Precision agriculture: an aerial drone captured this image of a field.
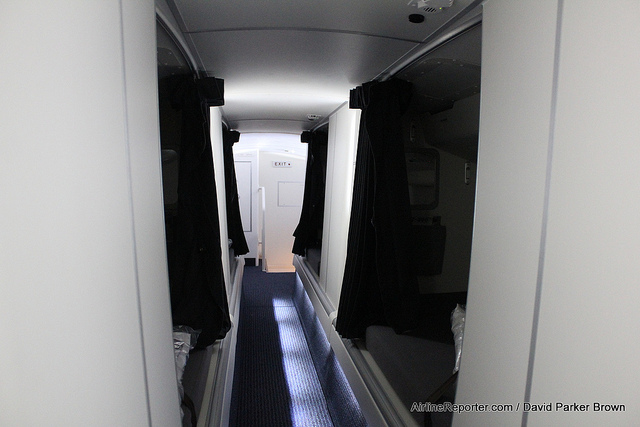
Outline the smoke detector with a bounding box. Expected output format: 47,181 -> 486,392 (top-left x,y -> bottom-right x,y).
407,0 -> 454,14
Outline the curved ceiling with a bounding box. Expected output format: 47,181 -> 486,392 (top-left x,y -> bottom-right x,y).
156,0 -> 483,134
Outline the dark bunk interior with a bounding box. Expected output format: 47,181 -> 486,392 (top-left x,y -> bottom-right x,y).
157,20 -> 207,424
364,23 -> 481,426
157,20 -> 246,425
292,127 -> 329,277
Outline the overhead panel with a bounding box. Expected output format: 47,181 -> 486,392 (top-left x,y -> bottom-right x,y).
232,120 -> 312,135
170,0 -> 475,41
163,0 -> 482,133
190,30 -> 417,132
191,29 -> 418,94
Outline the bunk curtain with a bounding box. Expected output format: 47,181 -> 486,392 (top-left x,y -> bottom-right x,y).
222,128 -> 250,255
292,130 -> 329,256
165,75 -> 231,348
336,79 -> 420,339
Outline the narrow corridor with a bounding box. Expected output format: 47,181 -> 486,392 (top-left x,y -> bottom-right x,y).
229,265 -> 366,426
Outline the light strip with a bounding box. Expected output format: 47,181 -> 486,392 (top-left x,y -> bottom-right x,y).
272,298 -> 331,425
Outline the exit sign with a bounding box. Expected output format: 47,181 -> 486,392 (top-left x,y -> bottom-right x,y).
272,161 -> 292,168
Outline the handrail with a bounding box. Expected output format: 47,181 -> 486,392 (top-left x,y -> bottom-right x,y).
257,187 -> 266,271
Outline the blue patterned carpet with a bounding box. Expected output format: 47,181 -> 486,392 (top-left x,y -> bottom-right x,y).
229,265 -> 366,426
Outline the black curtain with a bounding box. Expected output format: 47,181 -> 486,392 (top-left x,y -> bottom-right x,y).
165,75 -> 231,347
292,129 -> 329,256
222,127 -> 249,256
335,79 -> 420,339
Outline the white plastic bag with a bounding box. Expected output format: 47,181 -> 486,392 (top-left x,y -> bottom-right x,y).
173,326 -> 199,400
450,304 -> 466,373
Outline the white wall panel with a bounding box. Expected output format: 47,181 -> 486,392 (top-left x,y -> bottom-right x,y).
0,2 -> 179,425
210,108 -> 231,291
320,103 -> 361,310
123,1 -> 182,425
455,1 -> 640,425
527,2 -> 640,425
453,1 -> 560,425
235,161 -> 253,233
233,151 -> 259,260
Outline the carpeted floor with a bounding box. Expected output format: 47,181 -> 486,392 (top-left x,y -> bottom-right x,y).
229,265 -> 366,426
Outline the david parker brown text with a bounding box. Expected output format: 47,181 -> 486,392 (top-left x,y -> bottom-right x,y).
524,402 -> 626,412
410,401 -> 626,413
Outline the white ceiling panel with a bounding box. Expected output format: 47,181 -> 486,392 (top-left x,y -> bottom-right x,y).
221,91 -> 345,134
171,0 -> 474,41
230,119 -> 318,135
190,30 -> 418,89
190,29 -> 419,132
158,0 -> 483,133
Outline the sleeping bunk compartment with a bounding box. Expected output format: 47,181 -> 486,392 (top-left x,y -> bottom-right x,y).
358,23 -> 481,426
157,19 -> 248,425
292,22 -> 482,426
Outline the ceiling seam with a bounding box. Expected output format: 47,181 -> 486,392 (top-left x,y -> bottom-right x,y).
183,27 -> 424,44
165,0 -> 190,32
233,119 -> 314,123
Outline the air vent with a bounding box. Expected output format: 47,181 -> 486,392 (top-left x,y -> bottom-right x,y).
407,0 -> 454,14
422,7 -> 441,14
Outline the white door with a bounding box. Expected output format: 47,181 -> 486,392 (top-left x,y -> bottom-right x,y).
235,161 -> 252,233
233,150 -> 259,262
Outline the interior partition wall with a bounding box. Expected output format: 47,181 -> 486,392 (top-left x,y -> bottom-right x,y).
453,2 -> 560,424
209,108 -> 231,299
454,1 -> 640,425
0,1 -> 180,425
319,103 -> 361,316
